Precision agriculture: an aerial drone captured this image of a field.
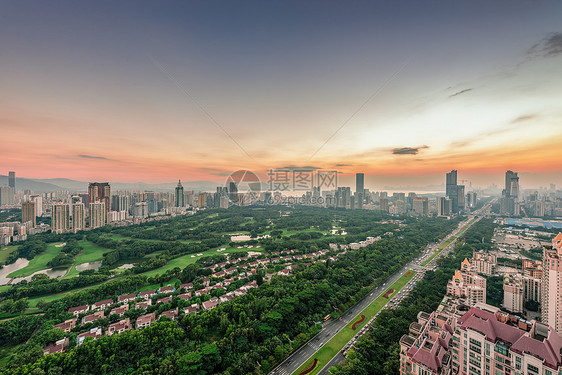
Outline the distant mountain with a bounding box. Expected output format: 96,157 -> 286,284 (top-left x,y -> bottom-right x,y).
0,175 -> 63,193
0,175 -> 221,193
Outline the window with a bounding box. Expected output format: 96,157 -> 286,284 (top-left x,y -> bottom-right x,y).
527,364 -> 539,375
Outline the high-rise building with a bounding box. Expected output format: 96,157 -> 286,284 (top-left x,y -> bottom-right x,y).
89,202 -> 106,229
437,196 -> 451,216
466,191 -> 477,209
51,203 -> 70,234
445,170 -> 458,213
542,233 -> 562,335
456,185 -> 465,211
400,299 -> 562,375
175,180 -> 184,207
411,197 -> 428,216
88,183 -> 111,213
503,273 -> 524,313
31,195 -> 43,217
72,203 -> 86,232
379,197 -> 389,212
501,170 -> 519,215
8,171 -> 15,190
0,186 -> 15,205
22,201 -> 36,227
133,202 -> 148,218
446,258 -> 486,306
198,192 -> 207,208
355,173 -> 364,209
184,190 -> 195,206
228,182 -> 238,204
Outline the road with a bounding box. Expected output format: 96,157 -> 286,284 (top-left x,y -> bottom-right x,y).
270,205 -> 491,375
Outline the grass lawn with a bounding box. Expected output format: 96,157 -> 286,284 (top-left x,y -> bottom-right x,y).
293,271 -> 417,375
7,243 -> 64,278
0,245 -> 18,264
63,241 -> 110,279
141,246 -> 265,278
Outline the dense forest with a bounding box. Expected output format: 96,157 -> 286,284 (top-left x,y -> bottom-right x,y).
0,209 -> 462,374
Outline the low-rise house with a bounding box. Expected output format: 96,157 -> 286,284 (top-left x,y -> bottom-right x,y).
223,278 -> 234,286
54,318 -> 77,333
277,268 -> 291,276
136,313 -> 155,329
43,337 -> 69,355
180,283 -> 193,290
201,278 -> 210,287
135,300 -> 152,310
160,308 -> 179,320
68,305 -> 89,317
82,311 -> 104,325
110,304 -> 129,317
248,260 -> 259,268
184,305 -> 198,315
77,327 -> 102,346
177,292 -> 191,301
212,271 -> 226,278
107,318 -> 131,336
271,257 -> 280,263
158,286 -> 175,294
91,299 -> 113,311
201,299 -> 218,311
194,287 -> 212,297
219,294 -> 235,304
117,293 -> 137,304
224,267 -> 237,275
139,290 -> 156,300
156,296 -> 172,305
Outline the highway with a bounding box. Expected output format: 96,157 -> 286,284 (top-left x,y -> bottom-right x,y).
270,204 -> 491,375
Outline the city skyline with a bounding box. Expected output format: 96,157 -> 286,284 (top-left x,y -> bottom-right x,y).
1,1 -> 562,186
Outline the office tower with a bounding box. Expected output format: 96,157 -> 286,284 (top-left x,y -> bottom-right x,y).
72,203 -> 86,232
219,195 -> 229,209
89,202 -> 106,229
501,170 -> 519,215
456,184 -> 465,211
542,233 -> 562,335
8,171 -> 15,189
22,201 -> 36,227
228,182 -> 238,204
445,170 -> 458,213
175,181 -> 184,207
0,186 -> 15,205
88,182 -> 111,213
411,197 -> 428,216
466,191 -> 477,209
335,187 -> 352,209
355,173 -> 364,209
51,203 -> 70,234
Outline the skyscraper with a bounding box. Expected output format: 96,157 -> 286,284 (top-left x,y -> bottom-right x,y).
355,173 -> 364,209
51,203 -> 70,234
228,182 -> 238,204
72,203 -> 86,232
175,180 -> 184,207
542,233 -> 562,335
501,170 -> 519,215
0,186 -> 15,205
88,182 -> 111,213
31,195 -> 43,217
445,170 -> 458,213
8,171 -> 15,190
22,201 -> 36,227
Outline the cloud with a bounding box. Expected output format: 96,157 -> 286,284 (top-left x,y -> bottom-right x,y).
276,165 -> 321,171
335,163 -> 352,167
510,114 -> 536,124
78,154 -> 109,160
199,167 -> 231,176
449,88 -> 472,98
392,146 -> 429,155
528,32 -> 562,57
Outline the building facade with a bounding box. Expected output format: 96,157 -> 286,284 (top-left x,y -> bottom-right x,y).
542,233 -> 562,336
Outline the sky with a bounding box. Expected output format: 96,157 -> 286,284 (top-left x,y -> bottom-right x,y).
1,0 -> 562,190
